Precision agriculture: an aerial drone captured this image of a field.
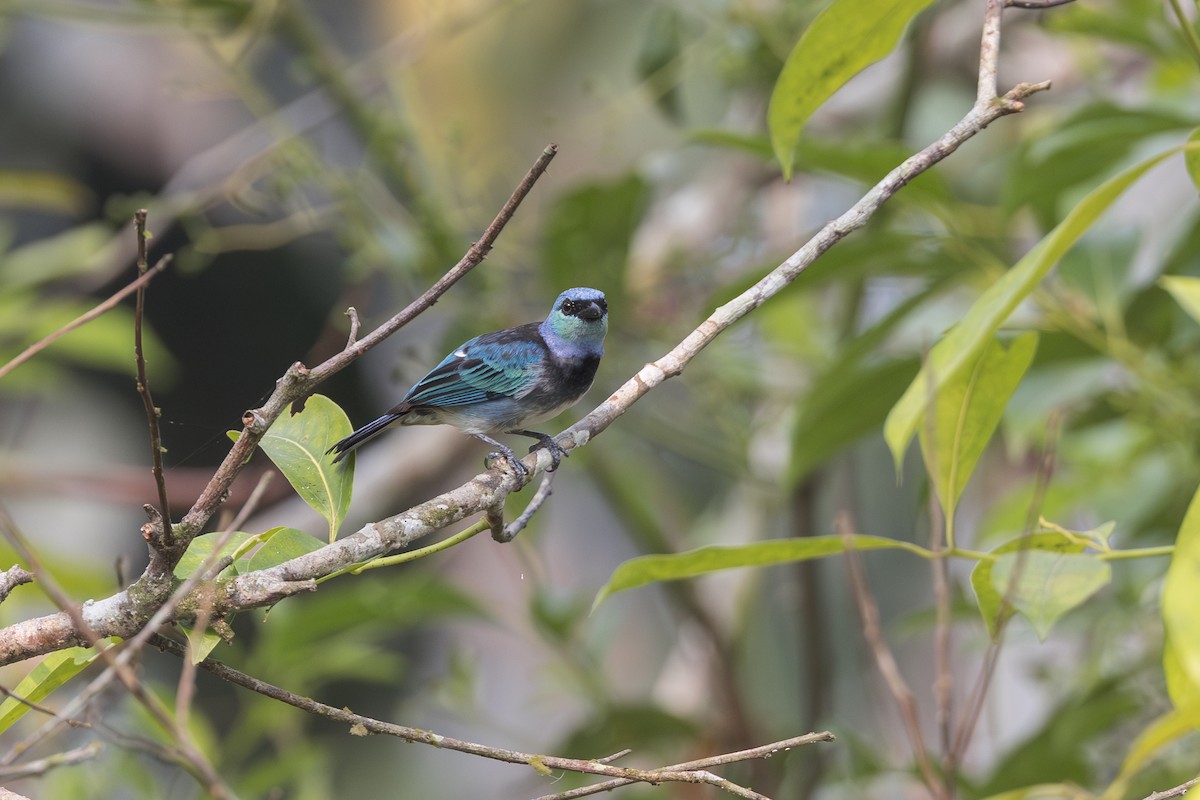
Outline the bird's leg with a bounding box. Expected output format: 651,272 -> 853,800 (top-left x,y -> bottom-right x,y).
471,433 -> 529,480
510,430 -> 569,472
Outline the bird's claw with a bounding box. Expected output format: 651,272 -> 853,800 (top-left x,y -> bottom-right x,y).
486,450 -> 529,480
529,437 -> 570,472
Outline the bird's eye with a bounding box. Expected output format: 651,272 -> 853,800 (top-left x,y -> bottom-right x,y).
561,300 -> 576,313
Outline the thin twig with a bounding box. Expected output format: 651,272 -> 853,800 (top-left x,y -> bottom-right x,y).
0,566 -> 33,606
1004,0 -> 1077,7
492,469 -> 556,542
149,632 -> 827,798
952,413 -> 1061,762
0,741 -> 102,782
223,470 -> 275,535
1142,777 -> 1200,800
133,209 -> 173,547
838,512 -> 944,799
344,306 -> 361,347
0,685 -> 90,728
0,260 -> 167,382
530,734 -> 835,800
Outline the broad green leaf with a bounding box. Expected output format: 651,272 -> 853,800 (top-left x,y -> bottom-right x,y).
767,0 -> 937,179
173,531 -> 254,580
593,534 -> 932,610
971,532 -> 1088,639
243,526 -> 324,573
1159,275 -> 1200,326
1164,634 -> 1200,711
1186,127 -> 1200,193
990,550 -> 1110,640
259,394 -> 353,542
0,645 -> 106,734
173,624 -> 225,665
1162,479 -> 1200,706
920,333 -> 1038,513
885,146 -> 1182,470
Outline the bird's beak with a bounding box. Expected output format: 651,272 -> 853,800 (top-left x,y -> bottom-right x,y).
577,301 -> 604,321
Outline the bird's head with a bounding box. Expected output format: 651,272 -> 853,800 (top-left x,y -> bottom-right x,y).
544,287 -> 608,351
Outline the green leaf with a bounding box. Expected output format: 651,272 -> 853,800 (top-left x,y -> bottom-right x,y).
0,645 -> 106,734
1164,634 -> 1200,711
990,550 -> 1110,640
593,534 -> 932,610
919,333 -> 1038,514
1186,127 -> 1200,193
971,532 -> 1089,639
1162,480 -> 1200,708
259,394 -> 353,542
884,146 -> 1182,470
1159,275 -> 1200,326
767,0 -> 937,180
173,531 -> 254,580
243,527 -> 324,573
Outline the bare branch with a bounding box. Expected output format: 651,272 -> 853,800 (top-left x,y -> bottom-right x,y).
838,512 -> 944,799
0,741 -> 102,782
531,734 -> 835,800
0,566 -> 33,606
150,631 -> 826,799
490,470 -> 556,543
133,209 -> 173,547
1142,777 -> 1200,800
1005,0 -> 1076,7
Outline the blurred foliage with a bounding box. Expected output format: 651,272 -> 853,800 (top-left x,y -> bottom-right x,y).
1,0 -> 1200,798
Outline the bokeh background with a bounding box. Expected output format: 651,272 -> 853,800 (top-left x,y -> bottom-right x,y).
1,0 -> 1198,797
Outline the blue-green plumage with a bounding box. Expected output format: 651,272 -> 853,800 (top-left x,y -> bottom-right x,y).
328,288 -> 608,478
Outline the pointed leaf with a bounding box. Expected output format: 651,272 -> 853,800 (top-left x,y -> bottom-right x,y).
990,550 -> 1110,640
971,532 -> 1089,639
885,146 -> 1182,470
768,0 -> 937,179
259,394 -> 353,542
243,526 -> 324,573
0,645 -> 106,734
919,333 -> 1038,513
1162,479 -> 1200,706
174,531 -> 254,580
593,534 -> 932,610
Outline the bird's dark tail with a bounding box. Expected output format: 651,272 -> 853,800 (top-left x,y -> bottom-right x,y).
327,411 -> 405,463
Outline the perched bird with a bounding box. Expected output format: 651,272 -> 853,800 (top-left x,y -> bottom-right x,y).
328,287 -> 608,479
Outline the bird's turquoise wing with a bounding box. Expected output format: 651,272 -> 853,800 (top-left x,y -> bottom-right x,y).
404,335 -> 544,408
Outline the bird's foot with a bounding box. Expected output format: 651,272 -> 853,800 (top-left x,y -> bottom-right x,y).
521,432 -> 570,472
485,449 -> 529,481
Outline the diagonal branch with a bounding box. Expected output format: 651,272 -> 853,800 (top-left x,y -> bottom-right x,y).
0,68 -> 1051,664
149,632 -> 830,800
